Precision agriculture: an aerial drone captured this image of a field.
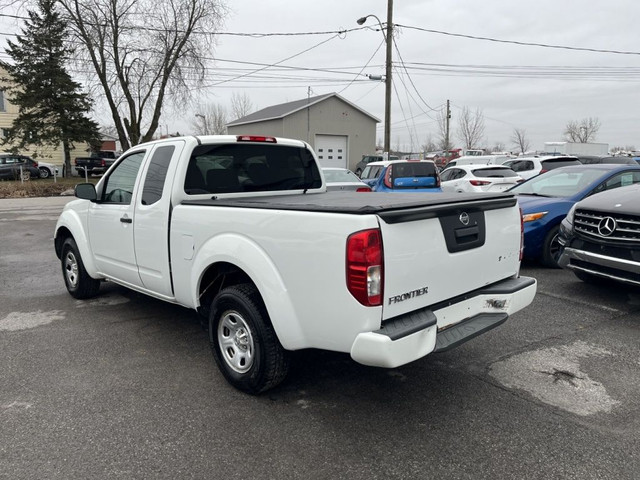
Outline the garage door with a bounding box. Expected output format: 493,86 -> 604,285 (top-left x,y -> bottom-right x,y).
315,135 -> 347,168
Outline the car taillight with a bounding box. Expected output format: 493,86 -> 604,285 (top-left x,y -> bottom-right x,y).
236,135 -> 277,143
539,169 -> 548,174
469,180 -> 491,186
346,229 -> 384,306
356,187 -> 371,192
383,165 -> 393,189
33,161 -> 38,167
101,159 -> 106,166
519,207 -> 524,262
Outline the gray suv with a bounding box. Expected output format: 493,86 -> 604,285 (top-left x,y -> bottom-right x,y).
354,154 -> 398,177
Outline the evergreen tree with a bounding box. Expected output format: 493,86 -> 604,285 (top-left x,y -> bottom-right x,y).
1,0 -> 101,177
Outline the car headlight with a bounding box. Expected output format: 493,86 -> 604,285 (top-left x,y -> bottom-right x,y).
522,211 -> 548,223
565,204 -> 577,225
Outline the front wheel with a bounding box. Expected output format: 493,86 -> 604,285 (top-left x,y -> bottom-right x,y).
61,237 -> 100,299
209,284 -> 289,394
541,225 -> 561,268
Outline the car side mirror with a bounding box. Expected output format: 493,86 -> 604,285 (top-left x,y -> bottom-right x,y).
75,183 -> 97,201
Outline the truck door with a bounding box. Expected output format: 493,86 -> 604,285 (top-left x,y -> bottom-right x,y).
133,141 -> 185,297
87,150 -> 146,287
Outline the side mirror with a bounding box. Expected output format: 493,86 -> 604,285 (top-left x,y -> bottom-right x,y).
75,183 -> 97,201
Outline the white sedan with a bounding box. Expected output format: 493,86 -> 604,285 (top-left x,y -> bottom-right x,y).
440,164 -> 522,193
322,168 -> 371,192
37,161 -> 60,178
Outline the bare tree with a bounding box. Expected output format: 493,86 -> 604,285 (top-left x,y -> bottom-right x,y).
230,92 -> 253,120
191,103 -> 227,135
57,0 -> 228,150
436,109 -> 452,150
422,134 -> 438,153
457,106 -> 485,150
511,128 -> 531,154
564,117 -> 601,143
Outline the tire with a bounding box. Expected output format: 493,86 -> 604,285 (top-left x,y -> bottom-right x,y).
574,270 -> 604,285
541,225 -> 562,268
39,167 -> 50,178
61,237 -> 100,299
209,284 -> 289,394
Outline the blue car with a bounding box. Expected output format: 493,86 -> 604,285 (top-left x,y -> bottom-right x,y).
359,160 -> 442,193
509,164 -> 640,267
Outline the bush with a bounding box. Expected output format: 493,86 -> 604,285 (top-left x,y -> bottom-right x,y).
0,177 -> 95,198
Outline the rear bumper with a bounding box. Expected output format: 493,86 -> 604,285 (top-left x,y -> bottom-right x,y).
350,276 -> 537,368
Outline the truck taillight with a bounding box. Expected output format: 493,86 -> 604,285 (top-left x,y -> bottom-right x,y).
469,180 -> 491,186
519,207 -> 524,262
383,165 -> 393,189
236,135 -> 277,143
346,229 -> 384,306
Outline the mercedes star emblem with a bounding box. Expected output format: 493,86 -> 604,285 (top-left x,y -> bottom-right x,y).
459,212 -> 470,226
597,216 -> 617,237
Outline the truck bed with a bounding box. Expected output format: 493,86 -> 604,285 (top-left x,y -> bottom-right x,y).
183,191 -> 517,223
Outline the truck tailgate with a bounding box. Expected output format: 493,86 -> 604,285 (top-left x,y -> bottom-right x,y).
378,195 -> 522,324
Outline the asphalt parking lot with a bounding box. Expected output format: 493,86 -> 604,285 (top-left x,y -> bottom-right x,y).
1,197 -> 639,479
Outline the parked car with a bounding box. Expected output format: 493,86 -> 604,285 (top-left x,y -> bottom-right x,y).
36,160 -> 59,178
322,167 -> 371,192
360,160 -> 441,193
441,154 -> 512,171
576,155 -> 637,165
354,154 -> 398,177
0,154 -> 41,180
502,155 -> 582,181
440,165 -> 522,193
509,164 -> 640,267
558,184 -> 640,285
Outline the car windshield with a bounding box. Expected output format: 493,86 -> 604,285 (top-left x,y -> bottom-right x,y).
472,167 -> 517,178
510,168 -> 604,197
323,169 -> 359,183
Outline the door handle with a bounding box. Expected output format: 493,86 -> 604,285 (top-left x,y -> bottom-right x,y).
120,216 -> 132,224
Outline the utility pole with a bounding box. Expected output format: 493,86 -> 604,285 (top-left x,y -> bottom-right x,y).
383,0 -> 393,155
445,99 -> 451,150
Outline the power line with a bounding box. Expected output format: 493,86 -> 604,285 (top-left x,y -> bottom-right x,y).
397,24 -> 640,56
338,38 -> 385,94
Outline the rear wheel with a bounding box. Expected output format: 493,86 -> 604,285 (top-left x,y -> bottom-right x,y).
209,284 -> 289,394
61,237 -> 100,299
39,167 -> 50,178
541,225 -> 561,268
355,168 -> 362,177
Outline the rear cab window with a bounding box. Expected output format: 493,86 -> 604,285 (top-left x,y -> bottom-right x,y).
184,143 -> 322,195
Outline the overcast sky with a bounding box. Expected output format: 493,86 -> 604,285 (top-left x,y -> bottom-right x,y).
200,0 -> 640,152
2,0 -> 640,152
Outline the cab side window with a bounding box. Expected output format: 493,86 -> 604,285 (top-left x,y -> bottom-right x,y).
101,151 -> 145,204
141,146 -> 175,205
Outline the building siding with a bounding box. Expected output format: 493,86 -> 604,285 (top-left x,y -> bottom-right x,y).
227,96 -> 376,171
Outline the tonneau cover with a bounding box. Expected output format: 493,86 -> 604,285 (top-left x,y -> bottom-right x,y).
182,191 -> 516,223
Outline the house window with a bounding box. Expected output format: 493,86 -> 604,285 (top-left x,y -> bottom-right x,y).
0,90 -> 5,112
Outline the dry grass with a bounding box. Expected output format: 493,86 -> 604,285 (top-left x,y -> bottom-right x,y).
0,177 -> 97,199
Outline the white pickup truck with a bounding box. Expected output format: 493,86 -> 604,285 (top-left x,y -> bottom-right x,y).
54,135 -> 536,394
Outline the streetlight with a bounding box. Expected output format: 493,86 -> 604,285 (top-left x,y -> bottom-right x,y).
195,113 -> 208,135
357,3 -> 394,155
